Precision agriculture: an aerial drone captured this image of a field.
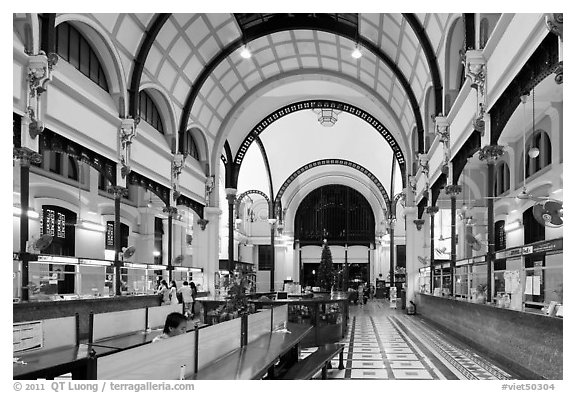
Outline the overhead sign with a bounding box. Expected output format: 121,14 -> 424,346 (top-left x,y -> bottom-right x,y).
495,238 -> 562,259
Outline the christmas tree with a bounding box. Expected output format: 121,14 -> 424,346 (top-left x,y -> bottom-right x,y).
316,240 -> 334,290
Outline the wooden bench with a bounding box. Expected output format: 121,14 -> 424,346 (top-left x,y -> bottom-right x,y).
280,344 -> 345,380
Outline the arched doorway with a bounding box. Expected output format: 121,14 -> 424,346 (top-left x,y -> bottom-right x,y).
295,185 -> 375,288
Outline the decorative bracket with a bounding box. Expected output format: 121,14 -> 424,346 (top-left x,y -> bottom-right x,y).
546,13 -> 563,41
478,145 -> 505,165
418,153 -> 430,177
119,118 -> 138,179
197,218 -> 209,230
171,153 -> 186,200
466,50 -> 487,135
205,175 -> 215,205
26,52 -> 58,139
413,219 -> 425,231
13,147 -> 42,167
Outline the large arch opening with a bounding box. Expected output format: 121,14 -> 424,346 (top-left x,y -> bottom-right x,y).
295,184 -> 375,288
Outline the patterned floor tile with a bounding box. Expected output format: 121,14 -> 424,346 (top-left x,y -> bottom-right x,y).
389,360 -> 425,369
385,353 -> 419,361
383,347 -> 414,353
350,369 -> 389,379
350,360 -> 385,369
391,369 -> 433,379
349,353 -> 383,360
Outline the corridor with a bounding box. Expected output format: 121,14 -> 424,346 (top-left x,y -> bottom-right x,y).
302,300 -> 518,380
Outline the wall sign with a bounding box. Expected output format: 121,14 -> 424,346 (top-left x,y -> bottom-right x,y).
13,321 -> 43,352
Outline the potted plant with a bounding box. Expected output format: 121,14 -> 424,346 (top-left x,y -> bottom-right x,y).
475,284 -> 487,304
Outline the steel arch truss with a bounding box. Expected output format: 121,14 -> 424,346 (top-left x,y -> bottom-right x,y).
274,159 -> 391,211
233,100 -> 406,187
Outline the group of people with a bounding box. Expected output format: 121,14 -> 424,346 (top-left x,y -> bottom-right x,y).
156,279 -> 197,318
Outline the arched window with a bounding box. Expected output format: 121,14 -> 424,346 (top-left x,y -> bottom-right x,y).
525,130 -> 552,179
445,17 -> 465,113
523,206 -> 545,244
495,220 -> 506,251
40,205 -> 77,256
105,222 -> 129,250
55,22 -> 109,91
479,18 -> 490,49
49,152 -> 62,175
182,131 -> 200,160
494,161 -> 510,196
67,156 -> 79,181
138,90 -> 165,134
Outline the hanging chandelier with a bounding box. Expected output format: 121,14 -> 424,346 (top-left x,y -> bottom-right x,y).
313,108 -> 341,127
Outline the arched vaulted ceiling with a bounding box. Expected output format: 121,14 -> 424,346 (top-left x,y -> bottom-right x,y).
78,13 -> 449,159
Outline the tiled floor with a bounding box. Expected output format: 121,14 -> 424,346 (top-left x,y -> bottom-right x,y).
301,299 -> 517,380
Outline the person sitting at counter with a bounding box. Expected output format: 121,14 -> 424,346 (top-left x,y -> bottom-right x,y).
152,312 -> 188,342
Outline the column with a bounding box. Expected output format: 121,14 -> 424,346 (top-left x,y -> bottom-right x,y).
268,218 -> 277,291
344,244 -> 349,290
404,207 -> 423,306
14,149 -> 42,301
426,206 -> 439,293
225,188 -> 237,274
109,186 -> 127,296
389,219 -> 395,287
479,145 -> 505,303
444,185 -> 462,296
197,207 -> 220,294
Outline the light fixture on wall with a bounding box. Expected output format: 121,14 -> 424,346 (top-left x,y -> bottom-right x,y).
147,192 -> 153,208
528,88 -> 540,159
313,108 -> 342,127
153,250 -> 161,257
77,220 -> 107,232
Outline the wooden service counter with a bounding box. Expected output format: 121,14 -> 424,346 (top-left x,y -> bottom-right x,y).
416,293 -> 562,380
248,292 -> 349,347
14,295 -> 161,341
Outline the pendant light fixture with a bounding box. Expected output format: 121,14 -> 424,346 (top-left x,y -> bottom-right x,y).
528,87 -> 540,159
147,191 -> 153,208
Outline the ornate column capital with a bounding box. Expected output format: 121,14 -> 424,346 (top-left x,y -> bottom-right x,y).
425,206 -> 439,216
162,206 -> 179,218
444,184 -> 462,198
107,185 -> 128,199
225,188 -> 237,204
13,147 -> 42,167
413,219 -> 425,231
196,218 -> 209,230
546,13 -> 563,41
478,145 -> 505,165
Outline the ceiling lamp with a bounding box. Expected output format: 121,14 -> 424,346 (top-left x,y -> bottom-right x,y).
313,108 -> 342,127
240,45 -> 252,59
351,45 -> 362,59
528,88 -> 540,158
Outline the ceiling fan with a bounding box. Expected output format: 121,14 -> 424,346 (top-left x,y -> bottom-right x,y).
417,256 -> 430,265
435,246 -> 450,257
533,200 -> 563,228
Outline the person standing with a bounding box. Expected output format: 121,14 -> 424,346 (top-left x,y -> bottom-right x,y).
157,280 -> 170,305
178,281 -> 194,318
169,280 -> 179,305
